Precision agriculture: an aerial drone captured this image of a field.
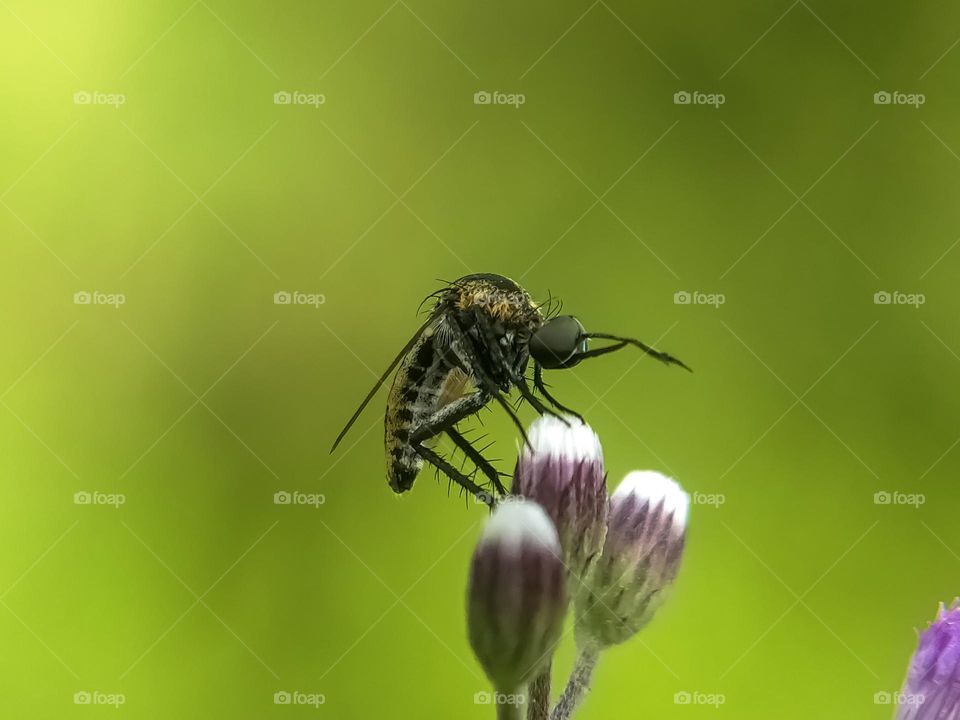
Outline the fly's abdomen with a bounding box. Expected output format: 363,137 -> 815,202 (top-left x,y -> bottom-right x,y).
384,329 -> 468,493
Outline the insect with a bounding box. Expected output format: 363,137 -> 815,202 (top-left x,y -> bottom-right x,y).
331,273 -> 690,506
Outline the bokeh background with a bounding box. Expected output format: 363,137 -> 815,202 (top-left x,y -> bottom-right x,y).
2,1 -> 960,717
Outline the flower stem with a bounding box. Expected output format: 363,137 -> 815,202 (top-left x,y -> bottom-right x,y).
551,648 -> 599,720
527,663 -> 551,720
497,699 -> 522,720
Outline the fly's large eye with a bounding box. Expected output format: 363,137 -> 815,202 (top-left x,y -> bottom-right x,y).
528,315 -> 586,369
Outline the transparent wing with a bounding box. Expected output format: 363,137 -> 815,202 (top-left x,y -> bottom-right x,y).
330,314 -> 437,453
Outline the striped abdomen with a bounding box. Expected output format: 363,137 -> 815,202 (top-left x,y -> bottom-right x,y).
385,328 -> 469,493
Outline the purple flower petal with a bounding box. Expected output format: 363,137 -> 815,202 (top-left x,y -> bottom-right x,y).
898,602 -> 960,719
467,499 -> 568,693
575,471 -> 689,649
513,415 -> 608,580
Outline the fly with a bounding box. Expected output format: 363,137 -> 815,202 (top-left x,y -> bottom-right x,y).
330,273 -> 690,506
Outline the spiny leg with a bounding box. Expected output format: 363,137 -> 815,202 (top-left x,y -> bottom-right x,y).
408,391 -> 499,504
446,427 -> 507,496
533,363 -> 584,422
515,375 -> 570,424
410,391 -> 489,446
417,444 -> 491,505
492,394 -> 530,447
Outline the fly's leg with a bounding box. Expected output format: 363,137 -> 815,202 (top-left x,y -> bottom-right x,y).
409,391 -> 489,446
516,375 -> 570,424
444,318 -> 531,446
417,445 -> 493,507
472,310 -> 569,425
408,391 -> 499,504
446,427 -> 508,496
533,363 -> 585,422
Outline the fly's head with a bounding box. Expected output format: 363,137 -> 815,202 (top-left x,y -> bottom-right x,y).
528,314 -> 692,372
528,315 -> 588,369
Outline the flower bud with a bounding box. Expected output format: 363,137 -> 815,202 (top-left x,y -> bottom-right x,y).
512,415 -> 607,580
575,470 -> 688,649
896,601 -> 960,719
467,499 -> 568,693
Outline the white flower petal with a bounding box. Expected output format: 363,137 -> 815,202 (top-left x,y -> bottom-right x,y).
614,470 -> 690,530
480,498 -> 560,551
523,414 -> 603,464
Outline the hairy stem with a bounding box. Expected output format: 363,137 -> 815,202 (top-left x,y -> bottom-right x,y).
551,649 -> 599,720
527,664 -> 552,720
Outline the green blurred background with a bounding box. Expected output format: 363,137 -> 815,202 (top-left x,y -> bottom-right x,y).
2,1 -> 960,717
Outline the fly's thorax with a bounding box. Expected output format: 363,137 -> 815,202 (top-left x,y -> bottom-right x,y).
449,276 -> 541,328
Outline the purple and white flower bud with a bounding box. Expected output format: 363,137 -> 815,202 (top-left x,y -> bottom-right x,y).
575,470 -> 689,649
513,415 -> 607,581
896,601 -> 960,719
467,499 -> 568,693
